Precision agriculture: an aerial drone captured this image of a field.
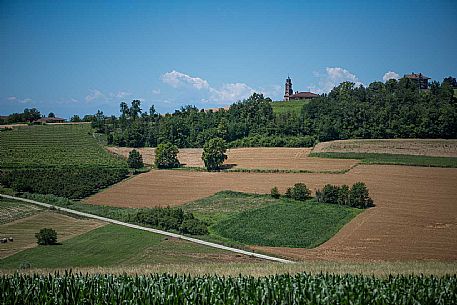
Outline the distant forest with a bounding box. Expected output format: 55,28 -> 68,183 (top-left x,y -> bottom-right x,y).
3,77 -> 456,148
89,77 -> 456,148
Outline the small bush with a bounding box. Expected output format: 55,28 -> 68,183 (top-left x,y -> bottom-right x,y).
285,183 -> 311,201
128,149 -> 144,169
155,143 -> 180,169
180,218 -> 208,235
132,208 -> 208,235
35,228 -> 57,245
270,186 -> 281,199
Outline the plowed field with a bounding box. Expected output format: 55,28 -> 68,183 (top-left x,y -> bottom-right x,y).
313,139 -> 457,157
107,147 -> 357,172
86,165 -> 457,261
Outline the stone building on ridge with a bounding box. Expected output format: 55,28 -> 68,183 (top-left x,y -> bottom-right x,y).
283,76 -> 319,101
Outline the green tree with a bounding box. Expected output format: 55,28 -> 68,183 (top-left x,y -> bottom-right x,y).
70,115 -> 81,122
202,137 -> 227,171
285,183 -> 311,201
127,149 -> 144,169
349,182 -> 373,208
270,186 -> 280,199
35,228 -> 57,245
48,112 -> 55,118
155,143 -> 180,169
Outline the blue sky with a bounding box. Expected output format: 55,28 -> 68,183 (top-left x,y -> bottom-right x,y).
1,0 -> 456,118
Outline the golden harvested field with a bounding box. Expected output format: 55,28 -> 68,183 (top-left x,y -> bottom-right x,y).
0,212 -> 105,259
107,147 -> 358,172
312,139 -> 457,157
87,165 -> 457,261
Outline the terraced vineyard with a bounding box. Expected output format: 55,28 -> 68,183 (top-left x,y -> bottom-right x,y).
0,125 -> 128,198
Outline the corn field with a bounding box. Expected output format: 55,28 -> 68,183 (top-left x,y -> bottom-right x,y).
1,272 -> 456,304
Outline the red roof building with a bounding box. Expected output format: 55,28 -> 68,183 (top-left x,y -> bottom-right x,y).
404,72 -> 430,90
283,77 -> 319,101
34,117 -> 66,123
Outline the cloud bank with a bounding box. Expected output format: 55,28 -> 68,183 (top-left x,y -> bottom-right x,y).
161,70 -> 257,104
311,67 -> 364,94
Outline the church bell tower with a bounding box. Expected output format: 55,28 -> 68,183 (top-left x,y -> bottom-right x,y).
284,76 -> 293,101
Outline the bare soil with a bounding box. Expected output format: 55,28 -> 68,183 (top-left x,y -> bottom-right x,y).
312,139 -> 457,157
0,212 -> 105,259
107,147 -> 358,172
87,165 -> 457,261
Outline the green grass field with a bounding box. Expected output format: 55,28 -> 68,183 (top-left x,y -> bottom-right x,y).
310,152 -> 457,167
271,100 -> 308,115
213,201 -> 360,248
0,124 -> 125,168
0,224 -> 240,270
184,191 -> 360,248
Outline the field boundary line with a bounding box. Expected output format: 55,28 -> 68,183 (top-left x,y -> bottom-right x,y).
0,194 -> 293,264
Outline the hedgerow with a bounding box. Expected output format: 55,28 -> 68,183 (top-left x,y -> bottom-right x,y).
0,166 -> 128,199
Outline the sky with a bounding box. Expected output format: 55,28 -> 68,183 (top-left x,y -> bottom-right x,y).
1,0 -> 456,118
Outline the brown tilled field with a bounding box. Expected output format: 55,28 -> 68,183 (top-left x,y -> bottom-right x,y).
107,147 -> 358,172
312,139 -> 457,157
86,165 -> 457,261
0,212 -> 105,259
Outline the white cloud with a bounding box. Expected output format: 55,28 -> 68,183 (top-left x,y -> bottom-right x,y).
161,70 -> 210,90
110,91 -> 132,99
85,89 -> 105,102
152,88 -> 161,94
6,96 -> 32,104
310,67 -> 364,94
383,71 -> 400,82
161,70 -> 257,104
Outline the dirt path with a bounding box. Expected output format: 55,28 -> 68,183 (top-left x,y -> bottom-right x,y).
86,165 -> 457,261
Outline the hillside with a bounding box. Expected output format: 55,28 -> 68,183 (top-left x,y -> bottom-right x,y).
0,125 -> 128,198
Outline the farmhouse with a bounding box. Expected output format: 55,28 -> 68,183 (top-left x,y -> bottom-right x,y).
404,72 -> 430,90
283,77 -> 319,101
34,117 -> 66,124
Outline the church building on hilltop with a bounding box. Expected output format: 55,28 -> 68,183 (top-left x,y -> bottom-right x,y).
283,77 -> 319,101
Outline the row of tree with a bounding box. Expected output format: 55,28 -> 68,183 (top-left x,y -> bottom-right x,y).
91,76 -> 456,148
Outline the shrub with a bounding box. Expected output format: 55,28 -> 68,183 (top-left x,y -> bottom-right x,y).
180,218 -> 208,235
316,184 -> 340,204
315,183 -> 372,209
349,182 -> 373,208
155,143 -> 180,169
127,149 -> 144,169
285,183 -> 311,201
35,228 -> 57,245
202,138 -> 227,171
270,186 -> 280,199
132,208 -> 208,235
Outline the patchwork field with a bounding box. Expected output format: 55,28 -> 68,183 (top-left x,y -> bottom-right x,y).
107,147 -> 358,172
313,139 -> 457,157
0,224 -> 257,270
86,165 -> 457,261
0,211 -> 104,259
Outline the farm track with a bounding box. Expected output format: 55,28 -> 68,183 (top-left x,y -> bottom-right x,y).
87,165 -> 457,261
0,194 -> 292,263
